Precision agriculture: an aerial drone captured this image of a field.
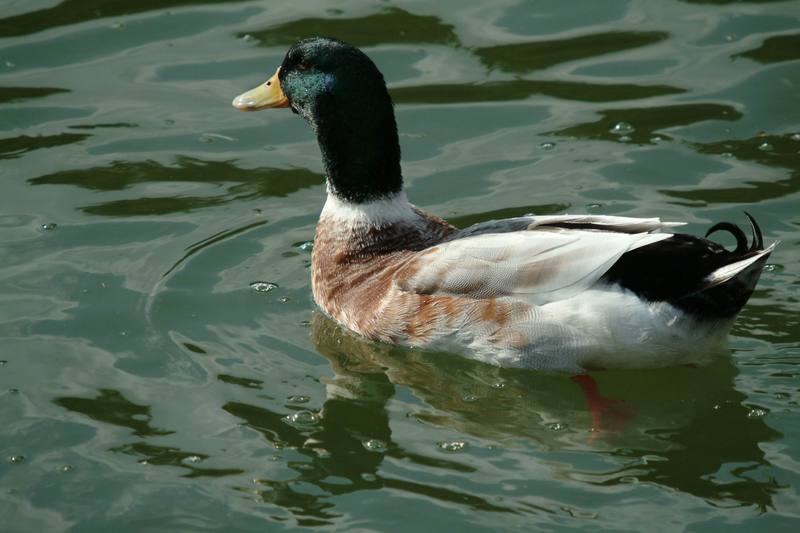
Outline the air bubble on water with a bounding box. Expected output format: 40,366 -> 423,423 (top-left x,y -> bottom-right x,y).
40,223 -> 57,231
110,22 -> 126,30
436,440 -> 468,453
587,203 -> 603,209
241,34 -> 256,43
282,410 -> 320,427
361,473 -> 377,481
540,142 -> 556,150
8,455 -> 24,464
250,281 -> 278,293
618,135 -> 632,143
491,379 -> 506,389
4,61 -> 15,68
650,136 -> 663,143
287,395 -> 310,404
764,264 -> 782,273
790,133 -> 800,141
59,464 -> 74,473
362,439 -> 387,453
720,152 -> 734,158
758,142 -> 774,152
610,122 -> 634,135
746,407 -> 768,418
296,241 -> 314,252
546,422 -> 566,432
181,455 -> 203,465
279,297 -> 290,303
462,394 -> 479,403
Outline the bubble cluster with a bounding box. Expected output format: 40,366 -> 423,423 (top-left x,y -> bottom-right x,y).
610,122 -> 634,135
250,281 -> 279,293
362,439 -> 387,453
436,440 -> 468,453
282,410 -> 320,427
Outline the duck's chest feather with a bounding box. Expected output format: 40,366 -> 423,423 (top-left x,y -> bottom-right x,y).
311,206 -> 456,342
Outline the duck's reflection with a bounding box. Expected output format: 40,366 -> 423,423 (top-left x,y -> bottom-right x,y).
304,312 -> 783,511
53,313 -> 784,524
223,315 -> 510,525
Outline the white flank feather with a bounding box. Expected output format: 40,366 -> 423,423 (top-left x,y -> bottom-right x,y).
397,230 -> 671,305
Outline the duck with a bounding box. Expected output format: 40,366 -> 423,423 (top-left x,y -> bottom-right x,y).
232,37 -> 775,373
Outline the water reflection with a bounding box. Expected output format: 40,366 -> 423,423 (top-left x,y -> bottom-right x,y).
0,86 -> 69,104
222,363 -> 511,525
553,103 -> 741,144
0,133 -> 91,160
474,31 -> 669,73
54,388 -> 172,437
110,442 -> 244,478
48,281 -> 783,522
308,312 -> 784,510
0,0 -> 249,38
241,8 -> 459,48
663,133 -> 800,205
28,158 -> 324,216
735,33 -> 800,63
391,79 -> 683,105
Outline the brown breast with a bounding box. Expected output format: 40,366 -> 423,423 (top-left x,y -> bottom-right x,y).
311,209 -> 456,340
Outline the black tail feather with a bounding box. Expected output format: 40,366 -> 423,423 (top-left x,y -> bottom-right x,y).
602,213 -> 772,319
744,211 -> 763,251
705,221 -> 748,253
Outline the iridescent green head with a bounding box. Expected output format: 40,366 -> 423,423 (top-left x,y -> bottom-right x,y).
233,37 -> 402,203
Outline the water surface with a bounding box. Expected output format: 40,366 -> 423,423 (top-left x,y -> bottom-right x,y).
1,0 -> 800,530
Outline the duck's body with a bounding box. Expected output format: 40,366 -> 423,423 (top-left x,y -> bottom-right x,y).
311,191 -> 769,371
234,37 -> 774,372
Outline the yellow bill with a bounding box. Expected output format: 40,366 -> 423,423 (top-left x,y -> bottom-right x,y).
232,67 -> 289,111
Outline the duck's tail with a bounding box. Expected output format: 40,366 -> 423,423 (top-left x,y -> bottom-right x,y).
602,213 -> 776,319
675,214 -> 775,318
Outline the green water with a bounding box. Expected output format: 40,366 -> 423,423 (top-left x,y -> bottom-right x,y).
1,0 -> 799,530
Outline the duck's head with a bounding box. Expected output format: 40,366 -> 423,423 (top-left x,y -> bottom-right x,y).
233,37 -> 402,204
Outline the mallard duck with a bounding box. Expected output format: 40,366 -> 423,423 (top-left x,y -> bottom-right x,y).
233,37 -> 775,372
